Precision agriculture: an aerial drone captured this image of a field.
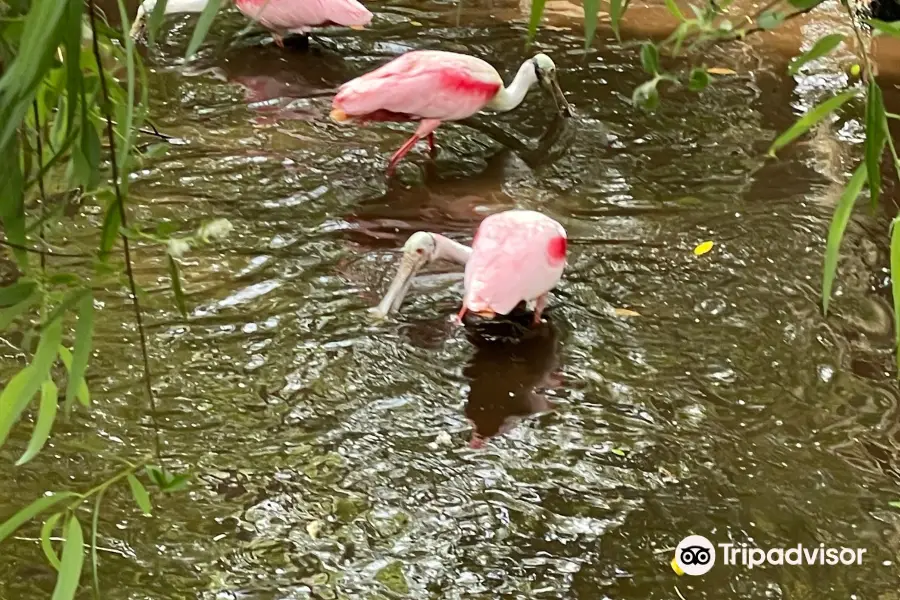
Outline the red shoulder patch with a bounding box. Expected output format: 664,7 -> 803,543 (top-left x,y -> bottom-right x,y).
439,70 -> 501,99
547,236 -> 567,263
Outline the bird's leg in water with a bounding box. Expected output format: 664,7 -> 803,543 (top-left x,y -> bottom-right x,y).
532,294 -> 548,326
272,31 -> 285,48
386,134 -> 422,176
386,119 -> 441,176
427,132 -> 436,155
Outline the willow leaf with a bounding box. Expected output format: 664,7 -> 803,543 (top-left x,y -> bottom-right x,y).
891,217 -> 900,374
58,346 -> 91,407
127,474 -> 152,515
583,0 -> 600,49
51,516 -> 84,600
528,0 -> 547,41
185,0 -> 224,58
168,255 -> 188,318
64,292 -> 93,413
16,379 -> 59,465
864,79 -> 886,210
40,512 -> 63,570
0,316 -> 61,446
0,493 -> 76,543
822,163 -> 868,314
768,89 -> 859,156
788,33 -> 844,75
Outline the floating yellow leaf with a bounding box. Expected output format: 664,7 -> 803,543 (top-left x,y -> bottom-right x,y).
614,308 -> 641,317
410,20 -> 423,26
706,67 -> 736,75
693,240 -> 714,256
671,557 -> 685,575
850,63 -> 861,77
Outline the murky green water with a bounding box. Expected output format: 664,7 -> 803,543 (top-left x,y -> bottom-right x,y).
2,1 -> 900,598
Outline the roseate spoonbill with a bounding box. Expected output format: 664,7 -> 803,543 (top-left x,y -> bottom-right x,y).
371,209 -> 567,326
130,0 -> 373,48
329,50 -> 573,176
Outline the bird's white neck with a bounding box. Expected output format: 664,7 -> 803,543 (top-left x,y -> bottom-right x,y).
486,60 -> 538,113
140,0 -> 211,16
433,234 -> 473,264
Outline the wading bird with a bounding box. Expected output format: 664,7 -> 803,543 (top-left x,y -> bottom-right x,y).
371,209 -> 567,326
130,0 -> 373,48
330,50 -> 573,176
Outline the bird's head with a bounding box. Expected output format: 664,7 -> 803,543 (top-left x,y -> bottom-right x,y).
369,232 -> 437,319
531,53 -> 573,117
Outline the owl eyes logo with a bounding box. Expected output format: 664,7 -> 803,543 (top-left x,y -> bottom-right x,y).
672,535 -> 716,576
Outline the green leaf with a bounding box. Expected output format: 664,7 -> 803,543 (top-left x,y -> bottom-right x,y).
664,0 -> 686,20
63,0 -> 84,137
0,492 -> 76,544
640,42 -> 659,75
72,116 -> 101,191
99,198 -> 121,257
185,0 -> 224,58
16,379 -> 59,465
115,0 -> 137,196
64,292 -> 93,413
145,465 -> 191,492
758,10 -> 785,29
40,287 -> 89,331
609,0 -> 628,40
822,163 -> 868,315
611,447 -> 626,456
527,0 -> 547,41
864,79 -> 887,210
0,316 -> 61,446
889,500 -> 900,509
788,34 -> 845,75
868,18 -> 900,37
767,89 -> 859,156
788,0 -> 826,9
40,512 -> 63,570
891,218 -> 900,374
0,279 -> 37,307
631,79 -> 660,110
51,516 -> 84,600
583,0 -> 600,49
688,67 -> 709,91
167,255 -> 188,318
127,474 -> 152,515
58,346 -> 90,407
0,288 -> 39,330
90,492 -> 103,597
148,0 -> 170,47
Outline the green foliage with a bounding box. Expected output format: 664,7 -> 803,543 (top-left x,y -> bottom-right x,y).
822,164 -> 868,315
766,90 -> 859,157
788,34 -> 845,75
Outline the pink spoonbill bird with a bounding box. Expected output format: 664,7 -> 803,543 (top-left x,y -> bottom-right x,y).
371,209 -> 567,326
130,0 -> 373,48
329,50 -> 573,176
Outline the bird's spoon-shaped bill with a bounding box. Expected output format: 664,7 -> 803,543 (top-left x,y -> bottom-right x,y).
542,72 -> 573,118
368,250 -> 426,319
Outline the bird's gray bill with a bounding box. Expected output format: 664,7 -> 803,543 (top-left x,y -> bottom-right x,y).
543,74 -> 573,118
369,253 -> 420,318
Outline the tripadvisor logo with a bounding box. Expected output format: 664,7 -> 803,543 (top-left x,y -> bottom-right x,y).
670,535 -> 867,575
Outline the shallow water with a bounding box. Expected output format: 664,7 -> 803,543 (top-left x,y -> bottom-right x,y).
2,1 -> 900,599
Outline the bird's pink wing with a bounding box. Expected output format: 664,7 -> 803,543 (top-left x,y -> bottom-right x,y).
237,0 -> 372,30
463,212 -> 567,315
333,51 -> 502,121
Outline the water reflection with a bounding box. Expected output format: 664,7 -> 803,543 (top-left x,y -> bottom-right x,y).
463,316 -> 562,447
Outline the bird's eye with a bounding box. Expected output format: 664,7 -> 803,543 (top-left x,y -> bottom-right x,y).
416,248 -> 424,255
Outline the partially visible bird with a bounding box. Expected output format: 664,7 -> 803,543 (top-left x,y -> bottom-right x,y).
130,0 -> 373,48
371,209 -> 567,326
330,50 -> 573,176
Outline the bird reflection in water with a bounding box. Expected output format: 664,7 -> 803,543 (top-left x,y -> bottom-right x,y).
461,308 -> 564,447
